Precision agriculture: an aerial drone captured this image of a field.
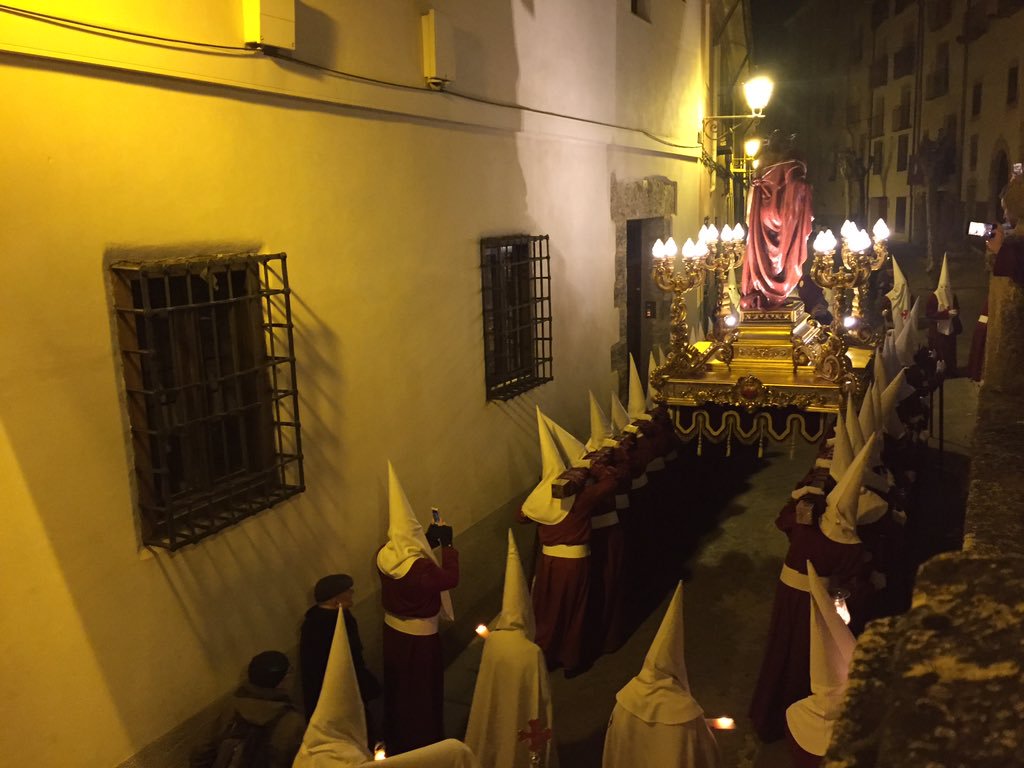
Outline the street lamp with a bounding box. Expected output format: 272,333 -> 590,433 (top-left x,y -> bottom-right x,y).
703,75 -> 775,134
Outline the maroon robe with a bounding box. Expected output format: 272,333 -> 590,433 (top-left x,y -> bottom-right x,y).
586,460 -> 630,655
966,297 -> 988,382
532,472 -> 617,671
378,548 -> 459,753
749,524 -> 867,743
741,159 -> 814,309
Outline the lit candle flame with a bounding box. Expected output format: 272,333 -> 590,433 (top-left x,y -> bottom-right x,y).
475,624 -> 490,639
373,743 -> 387,761
708,716 -> 736,730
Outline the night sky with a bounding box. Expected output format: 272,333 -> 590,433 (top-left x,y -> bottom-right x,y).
749,0 -> 808,69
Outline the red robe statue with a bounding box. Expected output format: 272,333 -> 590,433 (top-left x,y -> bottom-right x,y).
742,159 -> 814,309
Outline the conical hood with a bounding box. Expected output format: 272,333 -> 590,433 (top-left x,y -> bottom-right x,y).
896,296 -> 923,365
627,355 -> 652,421
880,369 -> 909,438
882,331 -> 901,382
491,530 -> 536,640
785,561 -> 857,756
377,462 -> 437,578
540,411 -> 589,468
873,348 -> 889,395
586,391 -> 614,452
610,391 -> 631,433
646,351 -> 660,410
295,609 -> 373,766
857,383 -> 878,445
886,256 -> 911,321
935,253 -> 953,311
845,395 -> 865,455
828,409 -> 854,484
615,583 -> 704,725
821,433 -> 877,544
657,345 -> 668,367
521,410 -> 573,526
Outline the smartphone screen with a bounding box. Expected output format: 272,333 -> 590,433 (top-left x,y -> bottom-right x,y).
967,221 -> 993,238
431,507 -> 440,524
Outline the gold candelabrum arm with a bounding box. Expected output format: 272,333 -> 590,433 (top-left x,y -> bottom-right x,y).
653,257 -> 703,348
704,241 -> 744,321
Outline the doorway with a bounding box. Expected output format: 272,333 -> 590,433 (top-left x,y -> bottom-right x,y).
626,217 -> 670,386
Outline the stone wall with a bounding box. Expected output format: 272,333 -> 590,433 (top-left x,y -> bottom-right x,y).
825,276 -> 1024,767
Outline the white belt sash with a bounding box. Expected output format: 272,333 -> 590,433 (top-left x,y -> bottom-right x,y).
779,563 -> 828,593
384,611 -> 440,636
542,543 -> 590,559
631,473 -> 648,490
615,493 -> 630,510
591,510 -> 620,529
647,456 -> 666,473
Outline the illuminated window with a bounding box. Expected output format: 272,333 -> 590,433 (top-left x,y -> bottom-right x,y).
481,235 -> 553,401
111,253 -> 304,550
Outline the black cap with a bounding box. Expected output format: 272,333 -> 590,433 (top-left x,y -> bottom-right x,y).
248,651 -> 290,688
314,573 -> 354,604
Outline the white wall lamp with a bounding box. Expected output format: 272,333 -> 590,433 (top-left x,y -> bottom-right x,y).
703,75 -> 774,138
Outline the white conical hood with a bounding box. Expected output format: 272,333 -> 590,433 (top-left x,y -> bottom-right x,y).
377,462 -> 437,579
820,433 -> 877,544
657,345 -> 668,367
845,395 -> 865,455
856,487 -> 889,525
521,410 -> 573,526
610,391 -> 631,433
828,409 -> 854,484
540,411 -> 589,468
881,331 -> 901,382
491,530 -> 536,640
896,296 -> 924,365
586,391 -> 614,452
627,355 -> 652,421
727,264 -> 741,311
615,583 -> 704,725
646,351 -> 660,410
873,348 -> 889,395
934,253 -> 953,311
880,369 -> 909,438
886,256 -> 911,322
785,562 -> 857,757
294,609 -> 373,767
857,383 -> 878,445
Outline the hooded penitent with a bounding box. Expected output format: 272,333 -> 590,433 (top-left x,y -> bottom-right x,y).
628,355 -> 653,422
820,433 -> 877,545
377,463 -> 454,620
896,296 -> 924,366
785,561 -> 857,757
873,348 -> 889,397
933,253 -> 954,335
540,409 -> 590,469
615,583 -> 704,725
886,256 -> 911,333
881,330 -> 901,382
521,409 -> 574,526
828,410 -> 854,486
587,391 -> 616,452
880,369 -> 910,438
296,609 -> 482,768
465,532 -> 553,768
845,395 -> 865,456
610,390 -> 631,434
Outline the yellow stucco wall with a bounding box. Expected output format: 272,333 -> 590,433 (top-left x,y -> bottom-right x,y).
0,1 -> 708,765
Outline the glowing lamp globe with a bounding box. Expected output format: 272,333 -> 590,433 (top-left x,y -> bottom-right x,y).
732,223 -> 745,240
743,76 -> 774,113
744,137 -> 762,158
652,238 -> 666,259
848,229 -> 872,253
840,220 -> 857,240
693,239 -> 710,258
872,218 -> 890,241
698,224 -> 710,243
681,238 -> 697,259
721,224 -> 734,242
664,237 -> 678,258
705,224 -> 720,242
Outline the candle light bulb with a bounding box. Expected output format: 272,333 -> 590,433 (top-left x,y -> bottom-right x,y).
664,237 -> 678,258
652,238 -> 666,259
872,218 -> 890,241
698,224 -> 709,243
693,239 -> 709,258
721,224 -> 734,242
706,224 -> 720,242
840,220 -> 857,240
732,223 -> 745,240
681,238 -> 696,259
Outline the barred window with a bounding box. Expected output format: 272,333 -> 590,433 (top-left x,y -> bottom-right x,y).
480,235 -> 553,401
112,253 -> 304,550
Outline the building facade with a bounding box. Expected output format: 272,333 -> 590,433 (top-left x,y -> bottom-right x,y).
0,2 -> 752,766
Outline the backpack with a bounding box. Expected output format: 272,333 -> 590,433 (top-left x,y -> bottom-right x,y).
208,709 -> 287,768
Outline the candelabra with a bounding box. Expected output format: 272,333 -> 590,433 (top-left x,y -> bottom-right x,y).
809,219 -> 890,342
651,230 -> 743,382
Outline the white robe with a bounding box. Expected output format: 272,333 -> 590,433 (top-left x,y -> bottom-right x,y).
464,631 -> 556,768
602,705 -> 719,768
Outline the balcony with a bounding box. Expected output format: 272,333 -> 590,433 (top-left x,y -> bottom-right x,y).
870,57 -> 889,88
893,45 -> 916,79
871,112 -> 885,137
926,68 -> 950,100
892,103 -> 911,132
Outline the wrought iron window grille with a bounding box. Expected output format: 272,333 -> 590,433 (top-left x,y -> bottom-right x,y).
480,235 -> 553,401
111,252 -> 304,550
